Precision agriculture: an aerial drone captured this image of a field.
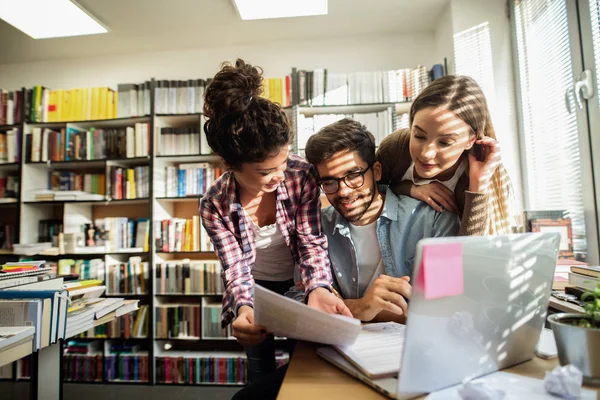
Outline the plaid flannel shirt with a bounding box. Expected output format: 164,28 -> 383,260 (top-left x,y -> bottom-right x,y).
199,155 -> 333,327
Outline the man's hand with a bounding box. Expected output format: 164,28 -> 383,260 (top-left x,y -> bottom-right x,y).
232,306 -> 267,346
346,275 -> 412,322
307,287 -> 353,317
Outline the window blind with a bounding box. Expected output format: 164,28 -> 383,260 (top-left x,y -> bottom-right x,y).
514,0 -> 588,253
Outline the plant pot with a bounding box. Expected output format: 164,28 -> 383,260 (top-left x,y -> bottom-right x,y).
548,313 -> 600,386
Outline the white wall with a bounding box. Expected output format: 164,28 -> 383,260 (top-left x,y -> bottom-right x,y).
450,0 -> 524,212
434,3 -> 455,75
0,32 -> 436,90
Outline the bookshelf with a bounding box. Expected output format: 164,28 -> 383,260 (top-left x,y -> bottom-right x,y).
2,64 -> 440,387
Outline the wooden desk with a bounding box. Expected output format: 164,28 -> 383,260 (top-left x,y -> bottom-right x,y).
278,342 -> 600,399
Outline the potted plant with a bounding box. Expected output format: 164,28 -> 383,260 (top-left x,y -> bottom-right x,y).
548,280 -> 600,386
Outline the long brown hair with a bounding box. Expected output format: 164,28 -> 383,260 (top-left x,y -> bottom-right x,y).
410,75 -> 514,235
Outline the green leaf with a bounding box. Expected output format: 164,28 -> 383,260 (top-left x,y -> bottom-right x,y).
582,292 -> 594,302
579,319 -> 592,328
585,303 -> 595,313
594,287 -> 600,297
594,311 -> 600,322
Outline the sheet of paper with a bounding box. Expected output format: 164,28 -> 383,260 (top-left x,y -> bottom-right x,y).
417,243 -> 464,300
335,322 -> 405,378
425,371 -> 597,399
253,284 -> 361,346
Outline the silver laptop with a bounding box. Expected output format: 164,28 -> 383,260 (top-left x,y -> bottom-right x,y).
318,232 -> 561,399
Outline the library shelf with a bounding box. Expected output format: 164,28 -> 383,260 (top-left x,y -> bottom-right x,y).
154,293 -> 222,297
0,162 -> 20,171
154,154 -> 218,163
27,115 -> 151,128
23,198 -> 150,206
155,195 -> 203,203
67,337 -> 149,342
103,294 -> 150,299
0,199 -> 18,206
25,157 -> 150,169
0,124 -> 20,131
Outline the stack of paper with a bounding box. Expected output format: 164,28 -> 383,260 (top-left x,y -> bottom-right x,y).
334,322 -> 406,379
253,285 -> 361,346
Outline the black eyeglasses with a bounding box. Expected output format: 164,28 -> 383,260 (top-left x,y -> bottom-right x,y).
318,164 -> 374,194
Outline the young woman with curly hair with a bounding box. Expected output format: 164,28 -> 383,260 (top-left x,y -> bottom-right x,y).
199,59 -> 351,385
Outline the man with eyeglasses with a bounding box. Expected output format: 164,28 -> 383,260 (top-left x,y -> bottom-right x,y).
299,118 -> 459,323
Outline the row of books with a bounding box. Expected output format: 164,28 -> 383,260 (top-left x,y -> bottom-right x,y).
77,305 -> 149,339
291,66 -> 431,106
63,341 -> 102,382
100,218 -> 150,253
28,124 -> 150,163
155,304 -> 201,339
49,172 -> 105,195
162,163 -> 220,198
57,258 -> 104,280
65,343 -> 151,383
117,82 -> 151,119
106,351 -> 149,382
105,259 -> 150,295
0,175 -> 19,199
155,261 -> 223,295
157,127 -> 210,156
262,77 -> 292,107
28,86 -> 117,123
0,225 -> 15,250
0,129 -> 20,163
63,353 -> 103,382
155,353 -> 289,385
202,298 -> 231,339
297,108 -> 394,149
38,219 -> 62,243
107,166 -> 150,200
153,79 -> 207,115
0,89 -> 23,126
154,217 -> 213,253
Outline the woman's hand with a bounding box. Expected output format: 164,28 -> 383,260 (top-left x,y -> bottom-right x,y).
468,137 -> 502,193
410,182 -> 458,213
232,306 -> 267,346
307,287 -> 353,317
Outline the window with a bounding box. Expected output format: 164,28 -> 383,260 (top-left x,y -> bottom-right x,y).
513,0 -> 588,255
453,22 -> 496,112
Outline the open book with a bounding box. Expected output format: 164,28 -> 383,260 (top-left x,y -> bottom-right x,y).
333,322 -> 406,379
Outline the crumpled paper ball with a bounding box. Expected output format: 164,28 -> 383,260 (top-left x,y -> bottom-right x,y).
544,364 -> 583,399
458,379 -> 506,400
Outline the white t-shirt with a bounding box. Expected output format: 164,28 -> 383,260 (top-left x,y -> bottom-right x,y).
402,159 -> 468,191
348,221 -> 384,296
247,215 -> 295,282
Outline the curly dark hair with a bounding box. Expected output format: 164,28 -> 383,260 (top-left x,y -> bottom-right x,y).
203,59 -> 292,169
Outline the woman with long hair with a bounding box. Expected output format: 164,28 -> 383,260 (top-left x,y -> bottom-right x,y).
377,75 -> 515,236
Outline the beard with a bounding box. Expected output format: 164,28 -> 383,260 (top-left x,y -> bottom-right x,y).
332,188 -> 376,223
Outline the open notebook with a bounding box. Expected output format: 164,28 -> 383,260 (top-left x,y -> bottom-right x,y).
333,322 -> 406,379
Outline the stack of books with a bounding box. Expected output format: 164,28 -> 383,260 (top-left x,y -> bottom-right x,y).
0,272 -> 69,349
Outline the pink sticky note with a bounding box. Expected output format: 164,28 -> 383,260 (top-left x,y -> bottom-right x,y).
417,243 -> 464,300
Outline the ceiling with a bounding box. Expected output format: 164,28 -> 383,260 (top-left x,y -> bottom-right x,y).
0,0 -> 449,65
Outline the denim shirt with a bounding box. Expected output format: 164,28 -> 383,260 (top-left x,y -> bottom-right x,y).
323,187 -> 460,299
